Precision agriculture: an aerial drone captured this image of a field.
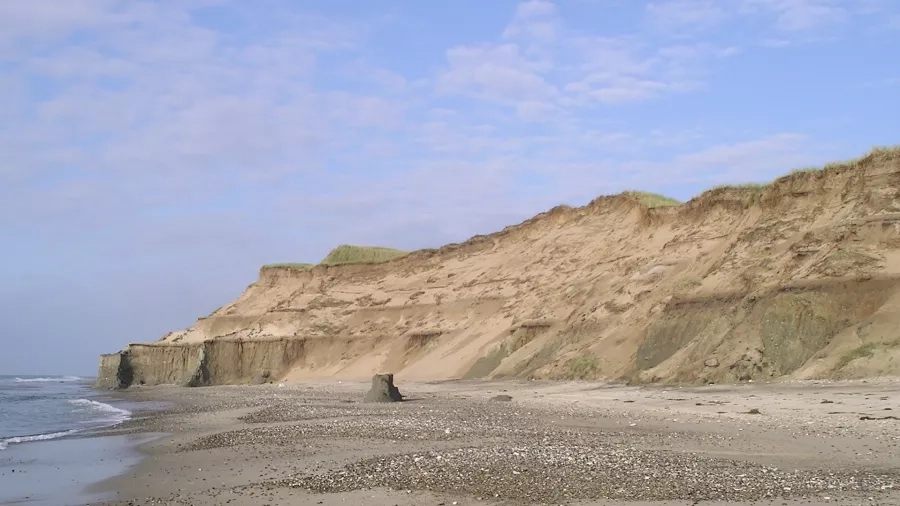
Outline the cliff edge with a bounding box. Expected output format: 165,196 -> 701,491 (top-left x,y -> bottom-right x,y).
97,147 -> 900,388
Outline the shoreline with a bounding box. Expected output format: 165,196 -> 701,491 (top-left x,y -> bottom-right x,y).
0,377 -> 169,506
85,378 -> 900,505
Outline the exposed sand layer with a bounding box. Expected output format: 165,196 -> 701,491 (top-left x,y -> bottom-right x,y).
97,148 -> 900,387
90,378 -> 900,505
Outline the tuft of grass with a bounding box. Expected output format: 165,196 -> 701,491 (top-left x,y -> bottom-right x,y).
263,263 -> 314,270
779,146 -> 900,182
704,146 -> 900,198
567,354 -> 598,379
837,343 -> 878,370
320,245 -> 408,266
623,191 -> 681,208
710,182 -> 769,192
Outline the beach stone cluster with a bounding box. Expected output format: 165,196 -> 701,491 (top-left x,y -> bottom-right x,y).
182,403 -> 555,451
282,442 -> 898,503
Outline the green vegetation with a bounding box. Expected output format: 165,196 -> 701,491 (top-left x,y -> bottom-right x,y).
790,167 -> 820,176
778,146 -> 900,182
623,191 -> 681,208
708,182 -> 769,193
320,245 -> 408,266
567,354 -> 598,379
262,245 -> 408,271
262,263 -> 314,270
837,343 -> 878,370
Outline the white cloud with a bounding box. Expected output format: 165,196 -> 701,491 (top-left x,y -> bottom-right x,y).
1,0 -> 853,234
646,0 -> 729,31
559,39 -> 734,105
503,0 -> 560,43
0,0 -> 133,41
436,43 -> 557,103
515,100 -> 560,122
739,0 -> 847,31
339,59 -> 410,93
565,76 -> 671,104
439,3 -> 741,110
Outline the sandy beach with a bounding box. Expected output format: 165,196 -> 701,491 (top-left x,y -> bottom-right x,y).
87,378 -> 900,506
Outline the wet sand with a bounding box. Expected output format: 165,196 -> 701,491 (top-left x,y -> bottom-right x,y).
0,433 -> 156,506
88,378 -> 900,505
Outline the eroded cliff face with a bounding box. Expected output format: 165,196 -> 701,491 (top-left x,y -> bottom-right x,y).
97,148 -> 900,388
95,339 -> 306,389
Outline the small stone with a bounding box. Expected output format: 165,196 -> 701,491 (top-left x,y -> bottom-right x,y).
704,358 -> 720,367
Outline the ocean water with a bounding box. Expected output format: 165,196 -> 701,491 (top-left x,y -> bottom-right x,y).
0,375 -> 131,451
0,375 -> 157,505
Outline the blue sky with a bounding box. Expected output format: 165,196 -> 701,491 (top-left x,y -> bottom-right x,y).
1,0 -> 898,375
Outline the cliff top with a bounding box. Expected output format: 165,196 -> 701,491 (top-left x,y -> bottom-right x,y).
263,245 -> 409,271
260,145 -> 900,274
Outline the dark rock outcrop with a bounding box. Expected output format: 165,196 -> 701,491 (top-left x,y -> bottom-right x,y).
364,373 -> 404,402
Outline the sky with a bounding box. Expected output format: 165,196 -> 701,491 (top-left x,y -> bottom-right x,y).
1,0 -> 898,375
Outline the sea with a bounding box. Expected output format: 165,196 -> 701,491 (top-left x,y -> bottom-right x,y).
0,375 -> 131,450
0,375 -> 159,505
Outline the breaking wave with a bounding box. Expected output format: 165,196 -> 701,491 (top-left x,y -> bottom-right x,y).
12,376 -> 83,383
0,429 -> 79,450
0,399 -> 131,451
67,398 -> 132,424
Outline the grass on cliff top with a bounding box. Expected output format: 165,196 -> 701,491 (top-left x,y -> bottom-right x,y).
623,191 -> 681,208
709,182 -> 769,192
321,245 -> 408,266
263,245 -> 408,270
262,263 -> 315,270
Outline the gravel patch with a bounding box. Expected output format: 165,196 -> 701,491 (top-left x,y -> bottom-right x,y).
281,442 -> 899,503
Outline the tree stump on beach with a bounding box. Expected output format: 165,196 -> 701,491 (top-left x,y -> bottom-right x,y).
364,373 -> 404,402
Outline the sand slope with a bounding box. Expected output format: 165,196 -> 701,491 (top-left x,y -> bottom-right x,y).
100,147 -> 900,386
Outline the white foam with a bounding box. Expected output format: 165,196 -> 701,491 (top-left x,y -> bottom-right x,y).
0,399 -> 131,451
0,429 -> 79,450
68,398 -> 131,424
13,376 -> 83,383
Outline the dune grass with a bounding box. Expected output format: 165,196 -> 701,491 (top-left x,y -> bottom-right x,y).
262,245 -> 408,271
262,262 -> 314,270
567,354 -> 598,379
778,146 -> 900,181
710,182 -> 769,192
623,191 -> 681,208
320,245 -> 408,266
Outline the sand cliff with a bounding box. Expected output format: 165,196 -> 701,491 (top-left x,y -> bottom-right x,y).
96,147 -> 900,388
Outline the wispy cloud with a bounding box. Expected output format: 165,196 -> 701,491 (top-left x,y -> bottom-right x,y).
740,0 -> 848,31
437,43 -> 557,104
646,0 -> 728,32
